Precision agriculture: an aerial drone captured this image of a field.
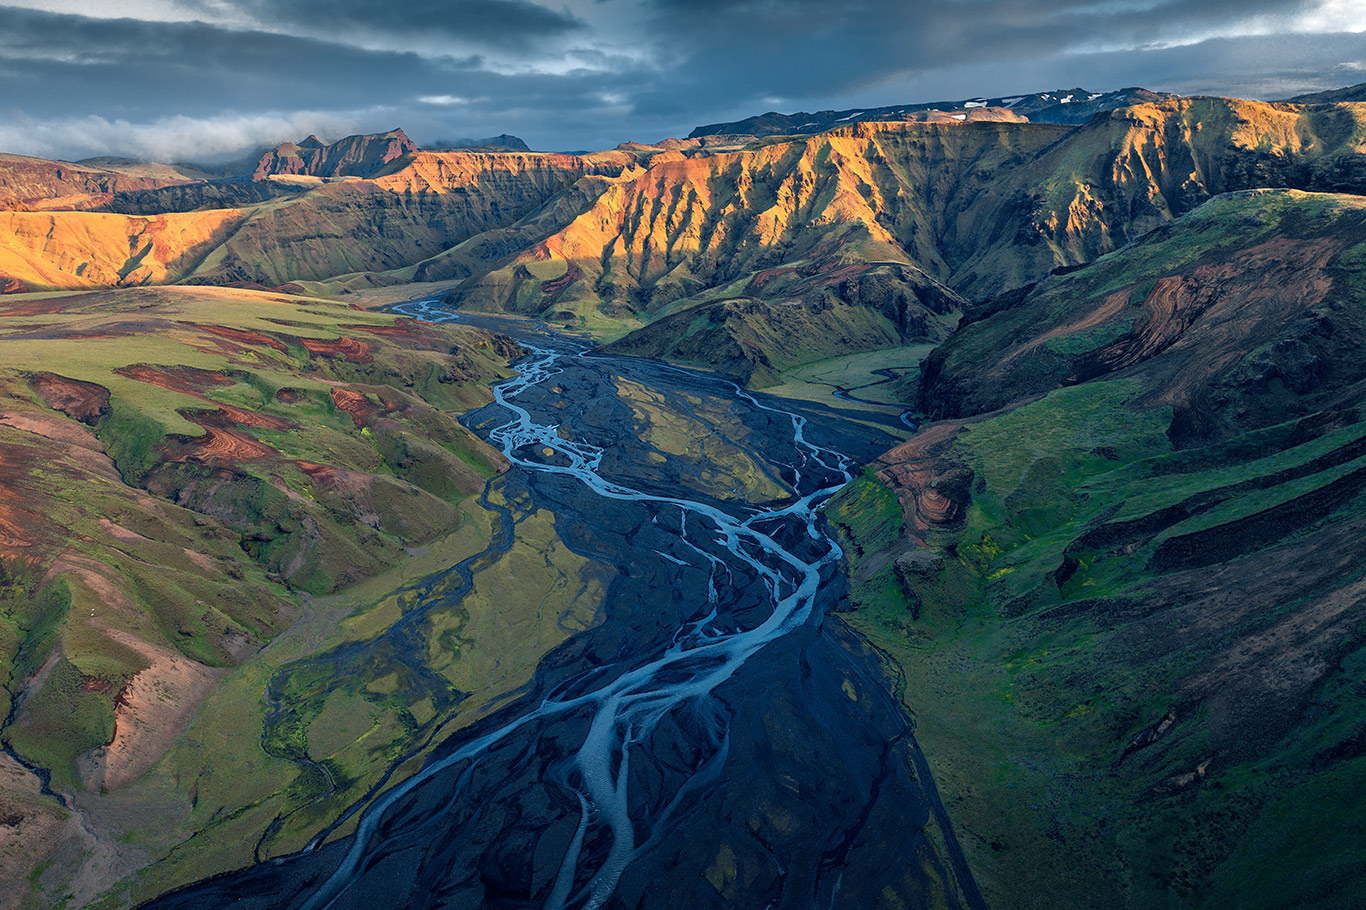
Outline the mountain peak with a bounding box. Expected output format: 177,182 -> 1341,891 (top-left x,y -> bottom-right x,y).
254,128 -> 418,180
431,133 -> 532,152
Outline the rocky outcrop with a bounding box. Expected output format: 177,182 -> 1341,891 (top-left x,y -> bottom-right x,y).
436,134 -> 532,152
252,128 -> 418,180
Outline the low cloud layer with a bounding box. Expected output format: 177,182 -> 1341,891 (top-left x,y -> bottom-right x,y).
0,111 -> 365,162
1,0 -> 1364,159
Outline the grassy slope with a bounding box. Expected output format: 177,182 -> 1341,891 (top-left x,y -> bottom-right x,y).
0,287 -> 615,908
828,191 -> 1366,908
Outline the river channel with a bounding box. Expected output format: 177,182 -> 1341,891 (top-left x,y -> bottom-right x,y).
144,300 -> 983,910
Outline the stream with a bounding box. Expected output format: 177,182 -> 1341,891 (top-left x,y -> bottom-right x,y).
144,299 -> 983,910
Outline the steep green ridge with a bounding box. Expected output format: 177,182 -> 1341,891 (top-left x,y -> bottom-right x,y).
829,191 -> 1366,908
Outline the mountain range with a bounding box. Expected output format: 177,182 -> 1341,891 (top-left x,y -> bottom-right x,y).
2,84 -> 1366,909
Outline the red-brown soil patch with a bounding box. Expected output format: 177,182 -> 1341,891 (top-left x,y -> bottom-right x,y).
118,365 -> 293,430
183,405 -> 292,432
538,262 -> 583,300
301,335 -> 372,362
114,364 -> 234,397
875,422 -> 976,543
297,460 -> 370,494
225,281 -> 306,296
344,321 -> 417,337
28,372 -> 110,424
12,321 -> 160,341
0,457 -> 45,556
0,297 -> 73,316
330,387 -> 378,425
0,276 -> 28,295
341,320 -> 441,351
274,387 -> 305,403
297,460 -> 332,479
171,422 -> 274,464
180,322 -> 289,351
219,403 -> 292,430
0,412 -> 109,460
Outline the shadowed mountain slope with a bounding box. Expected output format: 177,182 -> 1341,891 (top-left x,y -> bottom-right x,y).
602,263 -> 965,385
830,189 -> 1366,909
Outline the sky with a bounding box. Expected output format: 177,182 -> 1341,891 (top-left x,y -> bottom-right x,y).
1,0 -> 1364,162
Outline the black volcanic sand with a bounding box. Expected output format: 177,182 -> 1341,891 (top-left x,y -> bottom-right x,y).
143,318 -> 980,910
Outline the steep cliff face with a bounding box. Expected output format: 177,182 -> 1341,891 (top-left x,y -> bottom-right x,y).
448,97 -> 1366,329
834,190 -> 1366,909
444,121 -> 1054,329
252,128 -> 418,179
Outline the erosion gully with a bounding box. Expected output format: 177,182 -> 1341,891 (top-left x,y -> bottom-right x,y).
145,298 -> 984,910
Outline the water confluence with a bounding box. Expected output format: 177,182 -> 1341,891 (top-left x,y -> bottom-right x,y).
145,299 -> 982,910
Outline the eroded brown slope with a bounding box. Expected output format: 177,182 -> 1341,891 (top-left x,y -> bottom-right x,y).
187,151 -> 631,286
0,154 -> 198,212
0,150 -> 631,293
448,96 -> 1366,332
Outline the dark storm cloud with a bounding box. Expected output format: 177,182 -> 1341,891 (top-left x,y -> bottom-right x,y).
634,0 -> 1327,109
0,8 -> 438,115
236,0 -> 585,47
1,0 -> 1364,159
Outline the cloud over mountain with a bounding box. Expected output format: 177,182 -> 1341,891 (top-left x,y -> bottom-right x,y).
1,0 -> 1364,159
